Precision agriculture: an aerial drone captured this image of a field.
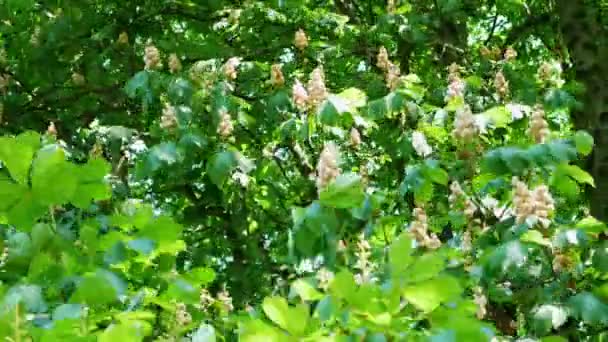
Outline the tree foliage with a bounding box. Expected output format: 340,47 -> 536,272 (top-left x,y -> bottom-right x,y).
0,0 -> 607,341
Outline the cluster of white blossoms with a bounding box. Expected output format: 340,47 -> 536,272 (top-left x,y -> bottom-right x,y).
143,42 -> 161,70
350,127 -> 362,147
292,79 -> 309,110
294,29 -> 309,50
71,72 -> 85,86
410,208 -> 441,250
411,131 -> 432,157
316,142 -> 341,191
445,63 -> 466,102
47,122 -> 58,136
160,103 -> 178,129
217,108 -> 234,138
528,105 -> 550,143
473,286 -> 488,319
452,104 -> 478,144
117,31 -> 129,45
168,53 -> 182,74
175,302 -> 192,326
512,177 -> 555,228
197,286 -> 234,313
449,181 -> 477,219
307,66 -> 328,108
292,66 -> 329,111
316,267 -> 335,291
537,61 -> 564,87
503,47 -> 517,61
376,46 -> 401,90
217,285 -> 234,312
270,63 -> 285,87
0,246 -> 8,268
354,234 -> 375,284
494,70 -> 509,98
223,57 -> 241,80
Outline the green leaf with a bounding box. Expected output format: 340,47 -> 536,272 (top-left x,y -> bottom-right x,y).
481,106 -> 510,128
406,253 -> 445,283
0,136 -> 36,185
290,279 -> 323,301
31,223 -> 54,250
207,151 -> 237,187
574,130 -> 594,156
319,173 -> 365,209
520,230 -> 551,247
576,216 -> 607,235
192,324 -> 217,342
262,296 -> 290,331
31,146 -> 78,205
329,270 -> 357,301
424,160 -> 448,185
72,158 -> 111,208
137,215 -> 182,243
403,276 -> 461,312
337,87 -> 367,108
0,176 -> 27,211
53,304 -> 84,321
531,304 -> 569,335
390,232 -> 414,278
567,292 -> 608,326
2,284 -> 47,313
71,272 -> 120,306
556,164 -> 595,187
125,71 -> 150,98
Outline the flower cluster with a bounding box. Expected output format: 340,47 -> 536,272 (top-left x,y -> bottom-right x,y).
512,177 -> 555,228
376,46 -> 401,90
528,105 -> 550,143
224,57 -> 241,80
494,70 -> 509,98
449,181 -> 477,219
217,108 -> 234,138
504,47 -> 517,61
168,53 -> 182,73
71,72 -> 85,86
452,105 -> 478,144
292,66 -> 329,111
350,127 -> 362,147
354,234 -> 375,284
117,32 -> 129,45
410,208 -> 441,249
292,79 -> 309,110
412,131 -> 432,157
316,142 -> 340,191
270,63 -> 285,87
316,267 -> 335,290
307,66 -> 328,108
175,303 -> 192,326
473,286 -> 488,319
160,103 -> 178,129
294,29 -> 309,50
445,63 -> 466,102
144,42 -> 161,70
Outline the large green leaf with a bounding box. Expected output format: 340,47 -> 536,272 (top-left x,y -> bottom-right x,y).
568,292 -> 608,326
207,151 -> 237,187
403,276 -> 462,312
31,146 -> 78,205
0,135 -> 36,185
319,173 -> 365,209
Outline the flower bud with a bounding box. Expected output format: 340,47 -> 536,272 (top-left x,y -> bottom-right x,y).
168,53 -> 182,74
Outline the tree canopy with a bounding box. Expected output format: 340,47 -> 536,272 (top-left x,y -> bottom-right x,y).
0,0 -> 607,341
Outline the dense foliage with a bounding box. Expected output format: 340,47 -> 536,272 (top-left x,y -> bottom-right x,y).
1,0 -> 607,341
